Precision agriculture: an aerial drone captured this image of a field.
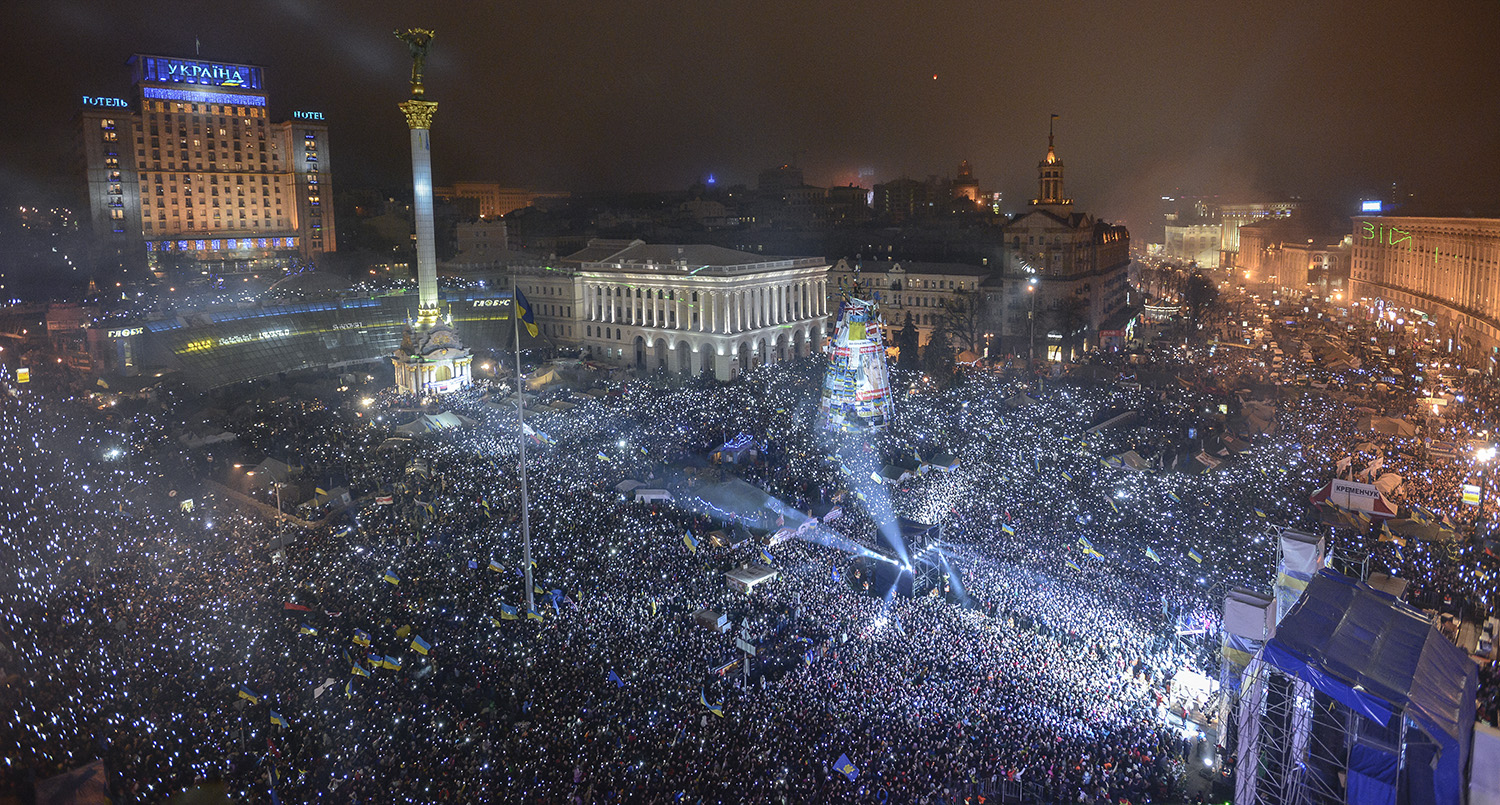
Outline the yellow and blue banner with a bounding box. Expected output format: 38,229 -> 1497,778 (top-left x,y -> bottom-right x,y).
411,635 -> 431,655
270,711 -> 287,727
515,288 -> 539,337
237,684 -> 260,705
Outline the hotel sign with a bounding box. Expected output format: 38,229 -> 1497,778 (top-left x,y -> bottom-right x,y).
137,56 -> 263,91
293,111 -> 325,120
107,327 -> 144,338
83,96 -> 130,108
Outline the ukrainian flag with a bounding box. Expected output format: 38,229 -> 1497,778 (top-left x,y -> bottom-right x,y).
500,603 -> 519,620
298,623 -> 318,636
488,559 -> 503,573
1077,536 -> 1094,552
1066,559 -> 1082,572
683,533 -> 698,554
1107,498 -> 1120,513
1000,523 -> 1016,536
1189,548 -> 1204,564
597,451 -> 610,461
1145,546 -> 1161,564
270,711 -> 288,727
344,679 -> 353,699
383,571 -> 400,585
353,629 -> 371,647
351,663 -> 370,678
411,635 -> 431,655
1167,490 -> 1182,503
515,288 -> 539,337
382,655 -> 403,671
526,608 -> 544,622
1061,470 -> 1073,483
315,487 -> 328,497
1254,507 -> 1268,519
759,547 -> 774,565
237,684 -> 260,705
700,689 -> 724,717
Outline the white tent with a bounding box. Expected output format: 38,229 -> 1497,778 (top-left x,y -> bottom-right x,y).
1372,473 -> 1404,496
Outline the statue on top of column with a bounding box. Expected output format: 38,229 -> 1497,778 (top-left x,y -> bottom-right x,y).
395,28 -> 436,96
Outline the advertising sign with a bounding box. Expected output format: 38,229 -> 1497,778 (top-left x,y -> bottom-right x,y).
1463,484 -> 1482,507
137,56 -> 263,90
1328,479 -> 1385,514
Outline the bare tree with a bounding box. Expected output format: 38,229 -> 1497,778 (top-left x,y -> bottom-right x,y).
944,289 -> 989,355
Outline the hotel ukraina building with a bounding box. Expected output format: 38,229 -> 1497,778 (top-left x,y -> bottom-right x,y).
1349,216 -> 1500,365
510,240 -> 830,381
79,54 -> 335,277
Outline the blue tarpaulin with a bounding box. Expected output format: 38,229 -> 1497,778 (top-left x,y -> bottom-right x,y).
1261,569 -> 1477,805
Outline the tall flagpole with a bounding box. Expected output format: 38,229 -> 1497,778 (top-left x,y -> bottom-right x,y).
512,276 -> 535,614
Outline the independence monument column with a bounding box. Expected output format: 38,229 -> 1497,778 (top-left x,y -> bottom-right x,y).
391,28 -> 471,396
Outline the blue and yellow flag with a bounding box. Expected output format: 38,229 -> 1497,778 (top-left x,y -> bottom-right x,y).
488,559 -> 503,573
759,547 -> 774,565
344,679 -> 353,699
411,635 -> 431,655
834,753 -> 860,781
1000,522 -> 1016,536
597,451 -> 610,462
1167,490 -> 1182,504
526,608 -> 544,622
1188,547 -> 1204,564
383,571 -> 400,586
683,533 -> 698,554
1145,546 -> 1161,564
701,689 -> 724,717
298,623 -> 318,636
1077,536 -> 1094,552
237,684 -> 260,705
352,629 -> 371,647
1254,507 -> 1268,519
270,711 -> 288,727
499,603 -> 520,620
381,655 -> 403,671
515,288 -> 539,337
351,662 -> 370,677
1066,558 -> 1082,571
1061,470 -> 1073,483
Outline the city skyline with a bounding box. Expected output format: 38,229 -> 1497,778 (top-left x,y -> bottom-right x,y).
3,1 -> 1499,231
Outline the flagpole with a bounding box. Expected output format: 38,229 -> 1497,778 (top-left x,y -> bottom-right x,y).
512,276 -> 535,614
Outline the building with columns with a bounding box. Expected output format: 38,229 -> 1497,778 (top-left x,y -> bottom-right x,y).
554,239 -> 829,380
1349,215 -> 1500,365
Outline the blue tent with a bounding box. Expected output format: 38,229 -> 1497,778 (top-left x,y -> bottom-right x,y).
1261,569 -> 1477,805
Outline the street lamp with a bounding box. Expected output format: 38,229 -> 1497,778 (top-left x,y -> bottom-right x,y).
1027,277 -> 1039,370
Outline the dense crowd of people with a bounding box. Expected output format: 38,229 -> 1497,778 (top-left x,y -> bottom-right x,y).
2,304 -> 1498,803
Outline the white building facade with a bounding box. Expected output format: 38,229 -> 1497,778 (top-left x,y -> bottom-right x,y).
561,240 -> 829,381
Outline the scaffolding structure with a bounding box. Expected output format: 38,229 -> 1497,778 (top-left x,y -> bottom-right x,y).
819,296 -> 893,432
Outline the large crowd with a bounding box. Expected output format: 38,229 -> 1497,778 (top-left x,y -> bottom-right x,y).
2,309 -> 1498,803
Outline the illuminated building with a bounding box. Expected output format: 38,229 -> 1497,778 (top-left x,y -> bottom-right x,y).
1236,220 -> 1350,298
78,54 -> 336,277
77,287 -> 516,387
433,182 -> 568,219
992,122 -> 1132,360
819,297 -> 894,432
827,259 -> 990,347
561,239 -> 828,380
951,161 -> 980,204
1217,201 -> 1298,266
1349,215 -> 1500,363
390,30 -> 472,397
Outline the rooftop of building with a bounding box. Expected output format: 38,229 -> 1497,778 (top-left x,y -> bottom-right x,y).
834,260 -> 992,276
560,239 -> 823,272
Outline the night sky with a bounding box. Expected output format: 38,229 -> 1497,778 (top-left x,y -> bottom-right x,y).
3,0 -> 1498,230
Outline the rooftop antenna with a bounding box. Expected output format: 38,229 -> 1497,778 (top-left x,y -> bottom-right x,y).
196,37 -> 201,56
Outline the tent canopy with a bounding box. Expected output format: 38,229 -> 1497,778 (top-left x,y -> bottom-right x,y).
1262,569 -> 1476,805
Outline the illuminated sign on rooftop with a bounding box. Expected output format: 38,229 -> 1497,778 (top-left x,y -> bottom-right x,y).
82,96 -> 130,108
293,111 -> 324,120
135,55 -> 263,91
1360,200 -> 1383,213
